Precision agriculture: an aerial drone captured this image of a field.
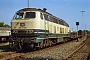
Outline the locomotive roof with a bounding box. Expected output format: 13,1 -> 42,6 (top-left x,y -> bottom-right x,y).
17,8 -> 60,19
17,8 -> 69,27
17,8 -> 53,16
17,8 -> 44,12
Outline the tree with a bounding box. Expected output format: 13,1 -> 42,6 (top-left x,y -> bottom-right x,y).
0,22 -> 10,27
3,24 -> 9,27
83,30 -> 90,35
0,22 -> 4,27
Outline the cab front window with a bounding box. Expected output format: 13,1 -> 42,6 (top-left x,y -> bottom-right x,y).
25,12 -> 35,18
15,13 -> 24,19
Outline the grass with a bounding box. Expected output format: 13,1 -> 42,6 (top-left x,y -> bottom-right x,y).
0,50 -> 4,52
0,42 -> 13,52
0,42 -> 9,46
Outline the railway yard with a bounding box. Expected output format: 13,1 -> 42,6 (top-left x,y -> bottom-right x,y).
0,0 -> 90,60
0,7 -> 90,60
0,35 -> 90,60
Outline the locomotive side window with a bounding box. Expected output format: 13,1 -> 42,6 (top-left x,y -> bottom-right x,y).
64,21 -> 67,26
25,12 -> 35,18
52,17 -> 54,22
44,14 -> 49,20
49,16 -> 54,22
58,20 -> 60,24
55,19 -> 58,23
60,20 -> 64,25
15,13 -> 24,19
53,18 -> 58,23
66,23 -> 69,27
49,16 -> 52,22
40,13 -> 43,19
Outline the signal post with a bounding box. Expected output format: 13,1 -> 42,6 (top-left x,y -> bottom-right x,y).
76,22 -> 79,42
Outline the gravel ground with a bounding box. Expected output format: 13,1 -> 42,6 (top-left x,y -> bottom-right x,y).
67,36 -> 90,60
20,36 -> 87,60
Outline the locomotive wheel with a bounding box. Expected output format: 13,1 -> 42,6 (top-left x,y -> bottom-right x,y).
53,39 -> 57,45
44,39 -> 47,47
45,39 -> 50,47
9,40 -> 14,48
49,40 -> 53,46
39,42 -> 44,49
30,43 -> 34,49
16,43 -> 22,51
9,42 -> 13,48
29,43 -> 35,51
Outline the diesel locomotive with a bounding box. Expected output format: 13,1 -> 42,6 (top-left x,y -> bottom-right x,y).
9,8 -> 70,51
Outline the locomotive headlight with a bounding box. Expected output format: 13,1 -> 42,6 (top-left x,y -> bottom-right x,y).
12,30 -> 18,33
28,30 -> 34,34
14,30 -> 18,33
31,30 -> 34,33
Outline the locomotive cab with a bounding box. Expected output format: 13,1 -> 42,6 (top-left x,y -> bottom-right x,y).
10,8 -> 44,51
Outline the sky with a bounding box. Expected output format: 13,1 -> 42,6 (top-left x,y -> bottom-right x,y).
0,0 -> 90,31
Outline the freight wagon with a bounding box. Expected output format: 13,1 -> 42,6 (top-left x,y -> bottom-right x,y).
0,27 -> 11,42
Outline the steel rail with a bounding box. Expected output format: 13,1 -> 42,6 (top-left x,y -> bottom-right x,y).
63,36 -> 88,60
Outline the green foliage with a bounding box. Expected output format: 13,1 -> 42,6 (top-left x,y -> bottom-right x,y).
0,22 -> 4,27
3,24 -> 9,27
83,30 -> 90,35
0,22 -> 10,27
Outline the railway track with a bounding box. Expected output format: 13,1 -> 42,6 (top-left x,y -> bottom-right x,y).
0,40 -> 77,60
0,36 -> 87,60
10,38 -> 86,60
63,35 -> 89,60
0,43 -> 69,60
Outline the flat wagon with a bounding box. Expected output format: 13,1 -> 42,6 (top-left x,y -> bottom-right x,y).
0,27 -> 11,42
